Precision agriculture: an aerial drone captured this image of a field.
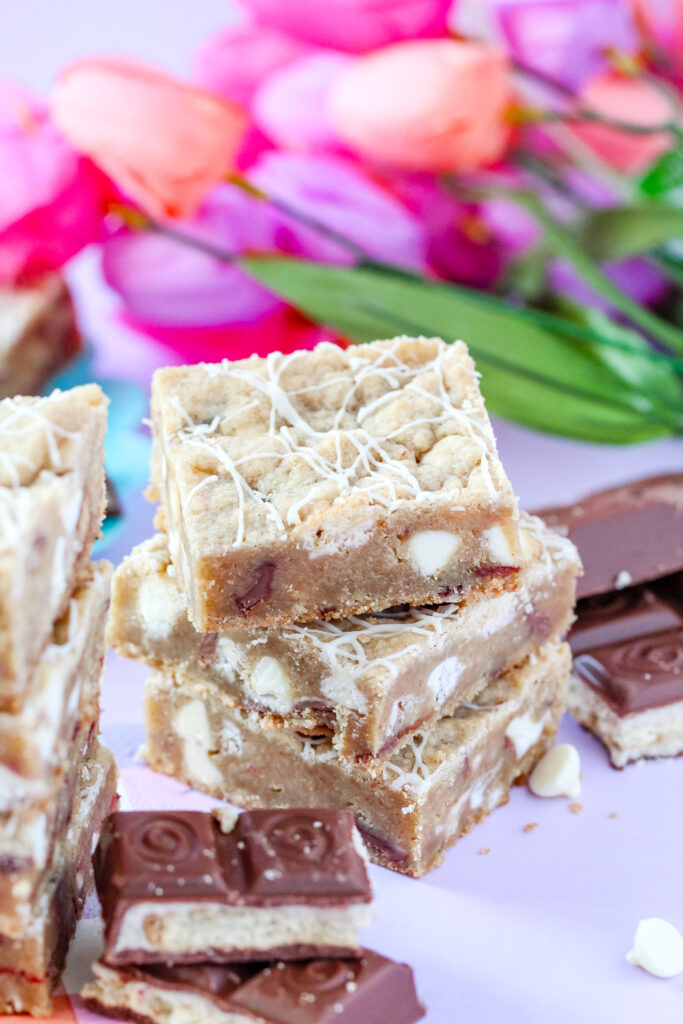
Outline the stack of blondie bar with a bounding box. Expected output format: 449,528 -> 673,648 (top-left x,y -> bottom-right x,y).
110,336 -> 580,876
0,385 -> 118,1015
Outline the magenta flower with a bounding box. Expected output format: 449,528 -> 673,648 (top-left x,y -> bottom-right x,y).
489,0 -> 639,90
252,52 -> 353,152
238,0 -> 452,53
396,174 -> 538,286
248,151 -> 427,269
194,23 -> 310,107
102,184 -> 282,326
0,82 -> 105,282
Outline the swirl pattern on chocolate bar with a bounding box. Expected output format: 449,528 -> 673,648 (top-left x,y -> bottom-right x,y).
265,813 -> 332,864
131,817 -> 199,864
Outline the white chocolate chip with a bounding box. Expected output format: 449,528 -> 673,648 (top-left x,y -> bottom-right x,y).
626,919 -> 683,978
484,525 -> 514,564
174,700 -> 221,789
212,806 -> 239,834
174,700 -> 214,747
427,656 -> 464,703
247,657 -> 294,713
408,530 -> 462,576
137,576 -> 186,640
519,527 -> 541,563
529,744 -> 581,799
505,712 -> 545,758
615,570 -> 633,590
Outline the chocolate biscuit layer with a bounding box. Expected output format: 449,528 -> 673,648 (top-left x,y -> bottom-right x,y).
86,949 -> 425,1024
573,627 -> 683,716
95,809 -> 372,965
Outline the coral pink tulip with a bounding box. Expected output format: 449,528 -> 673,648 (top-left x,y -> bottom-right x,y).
52,59 -> 246,220
252,52 -> 352,152
330,40 -> 512,172
571,71 -> 675,173
0,82 -> 105,282
194,23 -> 310,107
238,0 -> 452,53
489,0 -> 638,91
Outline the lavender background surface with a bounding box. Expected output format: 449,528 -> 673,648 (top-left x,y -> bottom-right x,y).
5,4 -> 682,1022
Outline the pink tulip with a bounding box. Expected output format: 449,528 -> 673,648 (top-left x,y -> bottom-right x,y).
194,23 -> 310,107
330,40 -> 512,172
489,0 -> 638,91
549,256 -> 670,312
52,59 -> 246,220
248,151 -> 427,268
252,52 -> 353,152
571,71 -> 675,173
130,308 -> 340,364
238,0 -> 452,53
630,0 -> 683,77
102,184 -> 282,326
0,82 -> 105,282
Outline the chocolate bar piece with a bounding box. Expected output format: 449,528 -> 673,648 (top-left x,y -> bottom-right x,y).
569,627 -> 683,767
538,473 -> 683,599
83,948 -> 425,1024
570,576 -> 683,655
95,809 -> 373,966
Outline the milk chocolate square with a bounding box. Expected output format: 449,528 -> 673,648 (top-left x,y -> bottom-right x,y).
95,809 -> 373,965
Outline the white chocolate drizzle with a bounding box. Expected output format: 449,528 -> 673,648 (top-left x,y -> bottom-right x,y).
161,338 -> 505,546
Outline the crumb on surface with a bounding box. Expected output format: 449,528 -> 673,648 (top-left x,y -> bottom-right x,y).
478,847 -> 491,855
569,802 -> 583,815
609,812 -> 618,819
523,822 -> 538,833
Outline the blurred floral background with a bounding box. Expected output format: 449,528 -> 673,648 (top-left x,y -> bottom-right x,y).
1,0 -> 681,525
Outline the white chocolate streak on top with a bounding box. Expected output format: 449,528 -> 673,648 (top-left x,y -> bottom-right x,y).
281,515 -> 568,693
286,604 -> 463,686
169,338 -> 501,547
0,391 -> 77,484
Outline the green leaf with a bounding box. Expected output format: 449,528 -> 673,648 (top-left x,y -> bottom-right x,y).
640,147 -> 683,197
581,204 -> 683,262
509,192 -> 683,354
554,299 -> 682,410
241,257 -> 682,444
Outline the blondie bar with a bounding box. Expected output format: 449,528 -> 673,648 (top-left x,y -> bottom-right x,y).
0,384 -> 108,711
0,743 -> 118,1016
0,275 -> 81,400
144,642 -> 570,877
0,716 -> 98,935
110,517 -> 577,759
0,561 -> 110,786
150,337 -> 523,629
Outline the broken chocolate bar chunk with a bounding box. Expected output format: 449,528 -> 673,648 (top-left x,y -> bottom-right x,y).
538,473 -> 683,599
570,578 -> 683,655
95,808 -> 373,966
569,627 -> 683,768
83,948 -> 426,1024
573,627 -> 683,717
